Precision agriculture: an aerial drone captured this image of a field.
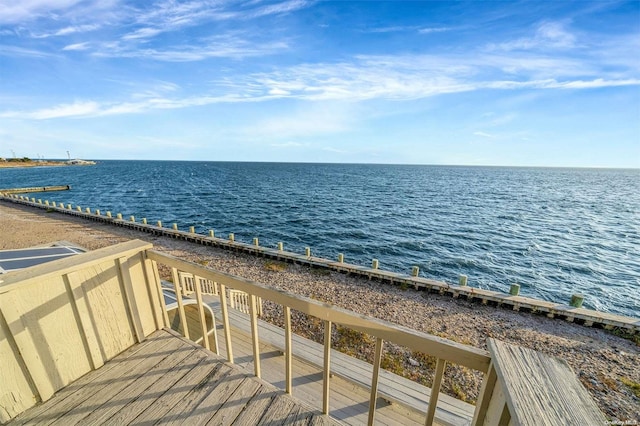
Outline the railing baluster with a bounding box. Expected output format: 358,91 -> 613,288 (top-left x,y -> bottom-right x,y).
323,320 -> 332,415
284,306 -> 293,395
142,255 -> 164,330
151,260 -> 170,327
192,274 -> 211,352
249,294 -> 261,378
425,358 -> 447,425
471,361 -> 498,425
171,267 -> 190,340
368,337 -> 384,426
219,284 -> 233,363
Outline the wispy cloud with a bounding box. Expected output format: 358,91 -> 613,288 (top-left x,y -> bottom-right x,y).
32,24 -> 101,38
0,0 -> 85,24
365,25 -> 417,33
121,27 -> 162,40
474,131 -> 495,138
0,45 -> 58,58
364,25 -> 451,34
2,60 -> 638,120
488,21 -> 577,51
96,35 -> 289,61
62,42 -> 90,51
131,81 -> 181,99
248,0 -> 311,19
418,27 -> 451,34
0,101 -> 100,119
224,52 -> 639,102
119,0 -> 312,41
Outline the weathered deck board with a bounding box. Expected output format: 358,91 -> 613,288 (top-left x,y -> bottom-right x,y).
11,332 -> 182,425
192,376 -> 261,425
7,329 -> 337,426
75,344 -> 203,425
487,338 -> 607,426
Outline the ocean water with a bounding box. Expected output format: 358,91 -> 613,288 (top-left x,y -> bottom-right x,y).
1,161 -> 638,318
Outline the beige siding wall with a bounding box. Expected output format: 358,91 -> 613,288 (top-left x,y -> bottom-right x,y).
0,311 -> 37,422
76,261 -> 137,360
0,240 -> 158,423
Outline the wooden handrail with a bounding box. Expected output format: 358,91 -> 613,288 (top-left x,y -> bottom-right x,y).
146,249 -> 492,424
146,250 -> 491,372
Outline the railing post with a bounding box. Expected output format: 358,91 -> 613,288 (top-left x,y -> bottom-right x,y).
141,255 -> 165,330
368,337 -> 384,426
219,284 -> 233,363
425,358 -> 447,425
151,260 -> 170,327
171,267 -> 190,340
249,294 -> 261,378
284,306 -> 293,395
192,275 -> 212,352
323,320 -> 332,415
472,361 -> 498,425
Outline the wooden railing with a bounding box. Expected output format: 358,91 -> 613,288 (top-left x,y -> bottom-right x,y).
178,271 -> 263,315
147,250 -> 493,425
1,240 -> 607,425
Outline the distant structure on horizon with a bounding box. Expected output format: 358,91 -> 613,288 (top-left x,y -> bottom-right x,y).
67,159 -> 97,165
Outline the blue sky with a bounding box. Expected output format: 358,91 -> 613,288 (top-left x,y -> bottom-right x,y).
0,1 -> 638,167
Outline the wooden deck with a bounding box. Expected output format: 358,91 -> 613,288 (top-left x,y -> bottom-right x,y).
7,329 -> 338,426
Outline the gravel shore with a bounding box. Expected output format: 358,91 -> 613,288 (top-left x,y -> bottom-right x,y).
1,202 -> 638,421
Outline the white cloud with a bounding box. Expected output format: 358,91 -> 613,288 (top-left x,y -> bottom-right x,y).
222,52 -> 639,102
268,88 -> 290,96
131,81 -> 181,99
474,131 -> 495,138
0,45 -> 58,57
32,23 -> 100,38
248,0 -> 311,19
365,25 -> 416,33
95,35 -> 289,61
0,0 -> 84,24
0,101 -> 100,119
121,27 -> 162,40
119,0 -> 312,42
62,42 -> 90,51
418,27 -> 451,34
536,21 -> 576,48
488,21 -> 577,52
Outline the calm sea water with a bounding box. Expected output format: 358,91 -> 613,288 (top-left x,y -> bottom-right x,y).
1,161 -> 638,318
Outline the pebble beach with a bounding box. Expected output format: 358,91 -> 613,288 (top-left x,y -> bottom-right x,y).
0,202 -> 638,422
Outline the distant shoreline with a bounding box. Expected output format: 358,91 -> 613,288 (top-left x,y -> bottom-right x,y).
0,161 -> 67,169
0,160 -> 95,169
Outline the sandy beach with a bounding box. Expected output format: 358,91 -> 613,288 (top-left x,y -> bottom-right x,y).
0,201 -> 638,421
